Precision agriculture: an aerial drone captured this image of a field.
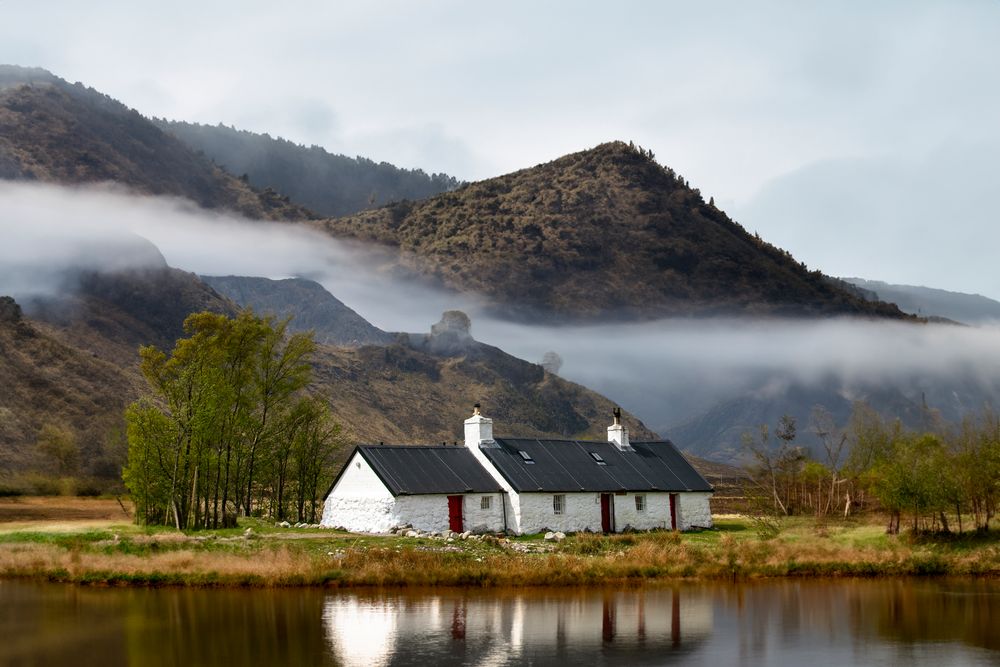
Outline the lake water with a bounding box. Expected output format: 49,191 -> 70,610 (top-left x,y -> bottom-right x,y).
0,579 -> 997,666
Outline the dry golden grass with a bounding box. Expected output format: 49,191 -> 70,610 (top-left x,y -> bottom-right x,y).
0,515 -> 997,587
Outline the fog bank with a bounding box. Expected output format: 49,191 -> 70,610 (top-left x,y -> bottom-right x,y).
4,182 -> 998,450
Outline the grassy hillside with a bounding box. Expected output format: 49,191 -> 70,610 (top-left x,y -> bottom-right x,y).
0,66 -> 309,221
318,142 -> 912,320
0,298 -> 138,479
0,270 -> 657,490
158,120 -> 461,217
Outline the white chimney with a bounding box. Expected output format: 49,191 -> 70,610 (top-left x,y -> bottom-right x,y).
608,407 -> 631,450
464,403 -> 494,448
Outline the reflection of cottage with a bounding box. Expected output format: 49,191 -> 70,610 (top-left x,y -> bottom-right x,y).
321,406 -> 713,534
324,589 -> 713,665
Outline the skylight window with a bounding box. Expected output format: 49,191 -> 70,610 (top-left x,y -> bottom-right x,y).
589,452 -> 607,465
518,450 -> 535,464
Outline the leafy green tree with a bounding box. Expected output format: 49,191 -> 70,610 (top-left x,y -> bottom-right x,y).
123,311 -> 341,528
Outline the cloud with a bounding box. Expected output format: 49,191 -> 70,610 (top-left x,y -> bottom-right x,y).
4,182 -> 998,449
0,181 -> 480,330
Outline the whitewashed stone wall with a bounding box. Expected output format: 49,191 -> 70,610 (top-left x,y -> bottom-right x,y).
614,492 -> 668,531
462,493 -> 507,533
516,493 -> 602,534
514,491 -> 713,534
391,495 -> 450,532
321,451 -> 396,532
677,492 -> 713,530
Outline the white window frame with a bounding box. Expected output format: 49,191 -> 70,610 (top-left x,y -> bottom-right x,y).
635,495 -> 646,512
553,494 -> 565,515
481,496 -> 492,510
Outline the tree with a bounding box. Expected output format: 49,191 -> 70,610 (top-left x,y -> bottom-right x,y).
810,406 -> 848,517
123,311 -> 341,529
742,415 -> 804,516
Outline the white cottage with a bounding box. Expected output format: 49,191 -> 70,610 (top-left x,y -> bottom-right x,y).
322,406 -> 713,534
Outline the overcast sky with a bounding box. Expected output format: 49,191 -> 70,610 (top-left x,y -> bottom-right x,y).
2,1 -> 998,298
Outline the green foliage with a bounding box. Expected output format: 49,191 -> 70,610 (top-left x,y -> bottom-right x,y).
123,310 -> 343,529
745,402 -> 1000,535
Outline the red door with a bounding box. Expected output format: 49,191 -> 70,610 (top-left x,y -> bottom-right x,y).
669,494 -> 678,530
448,495 -> 464,532
600,494 -> 613,533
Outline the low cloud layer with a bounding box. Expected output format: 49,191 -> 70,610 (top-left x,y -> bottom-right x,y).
4,182 -> 998,448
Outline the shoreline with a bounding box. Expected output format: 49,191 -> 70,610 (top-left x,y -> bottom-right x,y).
1,511 -> 998,588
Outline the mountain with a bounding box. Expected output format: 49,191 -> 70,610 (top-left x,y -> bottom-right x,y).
0,66 -> 309,221
844,277 -> 1000,324
0,264 -> 658,490
317,141 -> 912,321
200,275 -> 395,347
157,120 -> 461,217
666,373 -> 1000,462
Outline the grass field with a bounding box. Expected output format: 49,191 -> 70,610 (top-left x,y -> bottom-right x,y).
0,499 -> 998,587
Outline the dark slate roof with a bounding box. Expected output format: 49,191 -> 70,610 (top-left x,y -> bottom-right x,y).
350,445 -> 506,496
480,438 -> 713,493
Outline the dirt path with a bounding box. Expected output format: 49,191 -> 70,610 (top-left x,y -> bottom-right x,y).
0,497 -> 133,524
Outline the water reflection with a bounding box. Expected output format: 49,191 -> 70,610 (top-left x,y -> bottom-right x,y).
322,589 -> 710,666
0,579 -> 998,666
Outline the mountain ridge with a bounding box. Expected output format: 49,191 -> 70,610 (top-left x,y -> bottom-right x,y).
316,141 -> 914,321
844,277 -> 1000,324
0,65 -> 310,221
157,120 -> 462,218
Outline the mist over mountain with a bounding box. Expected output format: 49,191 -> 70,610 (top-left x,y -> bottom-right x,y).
844,277 -> 1000,325
200,275 -> 394,347
0,65 -> 309,221
318,141 -> 912,321
157,120 -> 461,217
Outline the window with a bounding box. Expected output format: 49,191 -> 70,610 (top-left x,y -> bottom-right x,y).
553,494 -> 565,515
635,495 -> 646,512
589,452 -> 607,465
518,450 -> 535,464
481,496 -> 492,510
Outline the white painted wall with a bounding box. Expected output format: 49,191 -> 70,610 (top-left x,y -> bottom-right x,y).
395,494 -> 506,533
516,493 -> 602,534
614,492 -> 667,531
677,492 -> 714,530
515,491 -> 713,534
463,493 -> 507,533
